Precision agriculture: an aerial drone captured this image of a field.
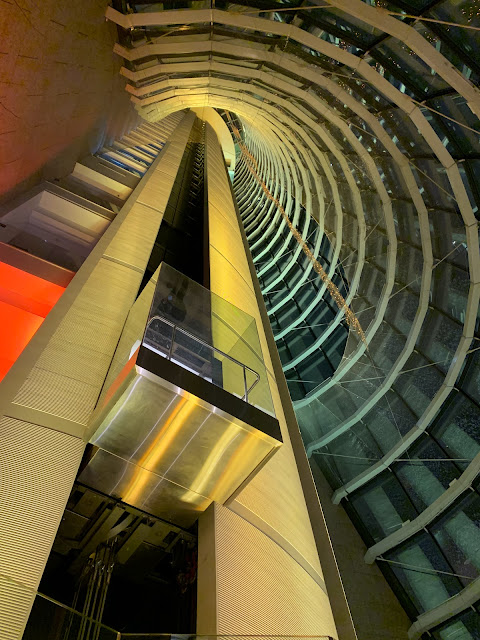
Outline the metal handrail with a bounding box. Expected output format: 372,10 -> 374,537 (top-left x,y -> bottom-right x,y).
15,576 -> 334,640
146,315 -> 260,403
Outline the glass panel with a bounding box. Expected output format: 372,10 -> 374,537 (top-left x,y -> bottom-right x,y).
428,94 -> 480,157
295,347 -> 336,392
24,592 -> 117,640
431,607 -> 480,640
366,391 -> 417,453
385,531 -> 463,614
144,263 -> 274,415
430,0 -> 480,66
433,394 -> 480,468
463,351 -> 480,400
314,424 -> 383,486
416,309 -> 462,373
431,263 -> 469,325
428,208 -> 468,271
395,437 -> 461,511
394,352 -> 444,417
348,471 -> 418,543
430,491 -> 480,584
385,289 -> 419,336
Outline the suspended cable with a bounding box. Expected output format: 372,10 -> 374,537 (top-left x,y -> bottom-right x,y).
236,3 -> 480,32
226,110 -> 367,344
377,557 -> 475,582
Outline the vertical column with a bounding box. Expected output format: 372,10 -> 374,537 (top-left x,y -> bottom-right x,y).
198,123 -> 338,637
0,112 -> 196,640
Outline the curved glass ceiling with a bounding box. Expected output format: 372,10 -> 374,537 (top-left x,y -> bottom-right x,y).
107,2 -> 480,636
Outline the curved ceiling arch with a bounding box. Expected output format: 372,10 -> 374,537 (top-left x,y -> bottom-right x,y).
106,4 -> 480,633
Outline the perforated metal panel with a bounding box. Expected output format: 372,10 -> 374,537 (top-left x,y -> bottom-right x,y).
233,441 -> 324,577
0,113 -> 196,639
12,114 -> 197,436
0,575 -> 35,640
214,505 -> 337,636
204,128 -> 337,638
0,417 -> 84,638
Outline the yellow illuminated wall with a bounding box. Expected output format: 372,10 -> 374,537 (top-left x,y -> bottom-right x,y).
203,122 -> 338,637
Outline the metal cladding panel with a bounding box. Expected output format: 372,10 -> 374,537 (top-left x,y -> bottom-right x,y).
233,441 -> 325,577
0,113 -> 195,638
214,504 -> 337,636
0,575 -> 34,640
204,125 -> 337,637
9,113 -> 196,437
80,356 -> 280,527
0,417 -> 84,638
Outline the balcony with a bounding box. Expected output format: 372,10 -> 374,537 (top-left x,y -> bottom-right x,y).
79,263 -> 282,527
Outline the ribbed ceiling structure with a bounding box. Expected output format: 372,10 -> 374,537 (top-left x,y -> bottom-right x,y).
107,2 -> 480,637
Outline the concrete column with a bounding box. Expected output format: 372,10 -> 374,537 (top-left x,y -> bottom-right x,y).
0,112 -> 196,640
197,122 -> 338,637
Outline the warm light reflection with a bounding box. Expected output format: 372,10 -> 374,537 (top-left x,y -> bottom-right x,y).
123,395 -> 197,504
208,432 -> 266,502
182,424 -> 241,503
0,260 -> 68,380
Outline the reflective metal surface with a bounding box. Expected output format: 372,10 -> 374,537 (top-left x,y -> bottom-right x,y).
145,314 -> 260,402
79,361 -> 281,527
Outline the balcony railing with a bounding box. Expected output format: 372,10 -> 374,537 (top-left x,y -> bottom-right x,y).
144,314 -> 260,403
22,586 -> 335,640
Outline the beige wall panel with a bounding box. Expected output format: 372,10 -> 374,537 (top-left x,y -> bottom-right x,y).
13,368 -> 99,429
204,124 -> 337,637
138,168 -> 181,206
103,202 -> 166,271
0,576 -> 34,640
99,268 -> 160,404
232,441 -> 324,576
0,417 -> 84,638
0,112 -> 196,638
214,504 -> 337,636
72,163 -> 133,200
209,247 -> 259,322
209,203 -> 249,257
205,131 -> 276,379
197,505 -> 218,635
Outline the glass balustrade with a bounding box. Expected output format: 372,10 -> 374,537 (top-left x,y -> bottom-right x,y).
141,262 -> 275,417
21,582 -> 336,640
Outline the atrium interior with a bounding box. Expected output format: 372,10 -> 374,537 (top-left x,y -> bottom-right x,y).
0,1 -> 480,640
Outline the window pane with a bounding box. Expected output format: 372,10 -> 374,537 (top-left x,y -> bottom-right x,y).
431,608 -> 480,640
431,491 -> 480,585
348,471 -> 418,543
385,531 -> 462,614
395,437 -> 461,511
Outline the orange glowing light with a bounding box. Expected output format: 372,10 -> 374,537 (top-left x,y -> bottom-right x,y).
0,261 -> 69,381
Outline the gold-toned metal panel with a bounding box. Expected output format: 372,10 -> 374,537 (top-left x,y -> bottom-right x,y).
79,363 -> 280,527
